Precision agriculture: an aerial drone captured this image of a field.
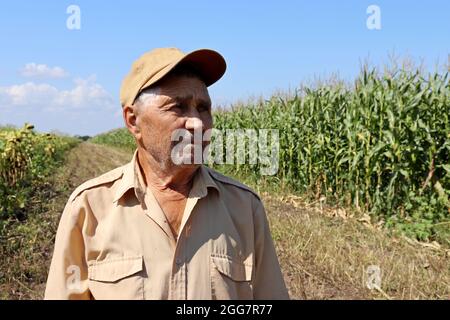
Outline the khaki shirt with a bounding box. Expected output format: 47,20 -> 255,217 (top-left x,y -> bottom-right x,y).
44,150 -> 289,300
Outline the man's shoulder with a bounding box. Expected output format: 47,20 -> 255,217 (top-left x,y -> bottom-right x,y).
204,166 -> 261,201
68,165 -> 126,203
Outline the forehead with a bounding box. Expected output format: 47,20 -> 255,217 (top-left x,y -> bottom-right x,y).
155,74 -> 210,102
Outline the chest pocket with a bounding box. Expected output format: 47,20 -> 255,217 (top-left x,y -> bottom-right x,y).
88,255 -> 144,300
210,253 -> 253,300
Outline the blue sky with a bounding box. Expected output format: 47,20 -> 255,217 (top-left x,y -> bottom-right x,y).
0,0 -> 449,135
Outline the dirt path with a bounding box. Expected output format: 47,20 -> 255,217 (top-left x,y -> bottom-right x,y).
63,142 -> 133,189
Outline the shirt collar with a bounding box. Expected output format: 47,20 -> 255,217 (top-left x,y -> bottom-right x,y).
113,149 -> 145,204
189,165 -> 220,199
113,149 -> 220,204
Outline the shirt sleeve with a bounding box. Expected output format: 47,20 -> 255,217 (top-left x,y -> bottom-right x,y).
44,196 -> 91,300
252,197 -> 290,299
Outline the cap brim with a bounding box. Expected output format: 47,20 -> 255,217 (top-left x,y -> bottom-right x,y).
179,49 -> 227,87
139,49 -> 226,95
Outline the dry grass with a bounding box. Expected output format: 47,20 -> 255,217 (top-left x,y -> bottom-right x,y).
265,193 -> 450,299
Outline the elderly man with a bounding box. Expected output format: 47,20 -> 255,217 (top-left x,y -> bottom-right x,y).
44,48 -> 289,300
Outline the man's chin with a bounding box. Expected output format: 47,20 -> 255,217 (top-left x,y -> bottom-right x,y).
171,144 -> 207,166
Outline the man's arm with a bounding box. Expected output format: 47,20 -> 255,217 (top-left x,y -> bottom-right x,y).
252,197 -> 290,299
44,196 -> 91,299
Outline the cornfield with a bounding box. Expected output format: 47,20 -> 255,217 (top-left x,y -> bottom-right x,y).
90,68 -> 450,242
213,68 -> 450,241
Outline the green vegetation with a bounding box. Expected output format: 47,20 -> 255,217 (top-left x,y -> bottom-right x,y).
89,128 -> 136,153
0,124 -> 79,221
0,124 -> 79,298
89,68 -> 450,243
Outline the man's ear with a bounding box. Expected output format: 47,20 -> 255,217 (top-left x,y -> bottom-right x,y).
123,105 -> 141,140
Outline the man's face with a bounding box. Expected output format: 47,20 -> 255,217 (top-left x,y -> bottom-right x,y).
133,74 -> 213,169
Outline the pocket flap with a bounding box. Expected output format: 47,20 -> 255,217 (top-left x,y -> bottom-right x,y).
88,256 -> 143,282
211,254 -> 252,282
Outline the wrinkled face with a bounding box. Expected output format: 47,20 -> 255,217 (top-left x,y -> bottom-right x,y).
131,74 -> 213,169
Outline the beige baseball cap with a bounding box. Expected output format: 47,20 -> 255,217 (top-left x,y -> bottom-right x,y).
120,47 -> 226,107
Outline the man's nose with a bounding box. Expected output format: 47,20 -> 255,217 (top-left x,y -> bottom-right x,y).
185,107 -> 204,131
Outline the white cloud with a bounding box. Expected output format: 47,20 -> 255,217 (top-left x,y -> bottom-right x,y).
20,63 -> 69,78
0,68 -> 123,135
0,75 -> 116,111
